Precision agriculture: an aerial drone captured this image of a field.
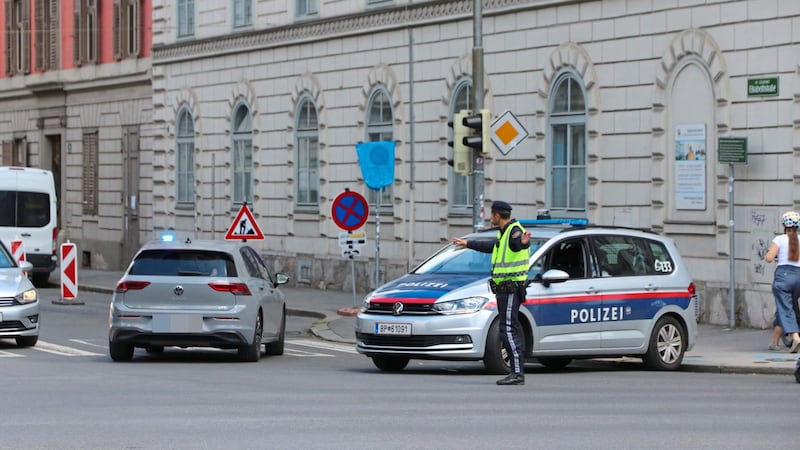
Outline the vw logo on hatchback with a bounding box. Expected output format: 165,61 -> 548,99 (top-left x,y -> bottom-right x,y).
174,286 -> 184,296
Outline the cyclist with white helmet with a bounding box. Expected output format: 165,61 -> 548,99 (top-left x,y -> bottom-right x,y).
765,211 -> 800,353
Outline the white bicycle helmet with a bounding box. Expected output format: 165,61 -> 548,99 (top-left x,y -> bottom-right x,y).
781,211 -> 800,228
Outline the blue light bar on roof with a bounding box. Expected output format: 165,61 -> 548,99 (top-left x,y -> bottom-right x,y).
160,231 -> 176,242
518,218 -> 589,227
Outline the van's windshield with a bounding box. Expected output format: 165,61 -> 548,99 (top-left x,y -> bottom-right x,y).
0,191 -> 51,227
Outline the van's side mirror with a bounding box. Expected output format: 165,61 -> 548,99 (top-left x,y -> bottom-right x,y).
541,269 -> 569,287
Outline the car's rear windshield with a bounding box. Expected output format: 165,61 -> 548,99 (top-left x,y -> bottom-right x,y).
0,191 -> 51,227
129,250 -> 237,277
414,238 -> 548,275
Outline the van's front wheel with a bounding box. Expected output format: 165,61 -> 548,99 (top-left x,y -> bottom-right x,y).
483,320 -> 511,375
643,316 -> 686,370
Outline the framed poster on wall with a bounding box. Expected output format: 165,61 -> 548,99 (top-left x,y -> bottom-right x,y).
674,123 -> 706,210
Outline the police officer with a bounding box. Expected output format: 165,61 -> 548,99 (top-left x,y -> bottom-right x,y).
451,200 -> 531,385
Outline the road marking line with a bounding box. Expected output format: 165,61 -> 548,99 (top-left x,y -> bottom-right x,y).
0,350 -> 23,358
33,341 -> 103,356
287,339 -> 358,354
69,339 -> 105,349
284,348 -> 334,357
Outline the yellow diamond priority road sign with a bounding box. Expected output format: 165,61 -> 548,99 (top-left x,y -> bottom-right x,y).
490,110 -> 528,155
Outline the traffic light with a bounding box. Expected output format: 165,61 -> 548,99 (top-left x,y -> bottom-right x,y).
447,109 -> 472,176
462,109 -> 491,156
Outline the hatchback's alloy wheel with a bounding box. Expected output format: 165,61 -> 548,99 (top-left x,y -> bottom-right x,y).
239,313 -> 263,362
264,309 -> 285,356
109,341 -> 134,362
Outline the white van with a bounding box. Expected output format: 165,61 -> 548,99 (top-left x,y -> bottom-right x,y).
0,166 -> 58,286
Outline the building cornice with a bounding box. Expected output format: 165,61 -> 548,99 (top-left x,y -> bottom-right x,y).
152,0 -> 575,64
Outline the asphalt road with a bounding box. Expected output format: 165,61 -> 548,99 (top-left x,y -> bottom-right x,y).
1,289 -> 797,449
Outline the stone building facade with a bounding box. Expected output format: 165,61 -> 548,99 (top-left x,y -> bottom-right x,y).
4,0 -> 799,329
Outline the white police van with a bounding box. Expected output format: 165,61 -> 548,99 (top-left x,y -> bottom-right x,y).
356,220 -> 699,373
0,166 -> 58,286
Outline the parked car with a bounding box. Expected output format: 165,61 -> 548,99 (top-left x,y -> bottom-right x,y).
0,239 -> 39,347
108,234 -> 290,362
356,220 -> 699,373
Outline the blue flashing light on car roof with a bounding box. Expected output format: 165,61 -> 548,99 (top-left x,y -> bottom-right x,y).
518,218 -> 589,227
160,231 -> 176,242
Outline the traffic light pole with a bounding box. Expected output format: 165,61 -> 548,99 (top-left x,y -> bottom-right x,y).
471,0 -> 485,232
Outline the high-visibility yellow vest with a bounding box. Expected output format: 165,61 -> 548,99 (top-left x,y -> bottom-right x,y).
491,221 -> 529,283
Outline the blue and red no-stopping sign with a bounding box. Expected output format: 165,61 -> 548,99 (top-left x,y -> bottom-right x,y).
332,190 -> 369,231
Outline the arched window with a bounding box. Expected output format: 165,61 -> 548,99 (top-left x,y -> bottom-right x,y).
176,107 -> 195,205
296,95 -> 319,208
449,78 -> 472,212
669,60 -> 714,221
548,72 -> 587,216
232,102 -> 253,206
365,87 -> 393,209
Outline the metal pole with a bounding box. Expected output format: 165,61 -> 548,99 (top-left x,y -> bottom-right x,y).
375,188 -> 381,287
729,163 -> 735,328
471,0 -> 484,232
351,256 -> 357,307
407,1 -> 416,268
211,153 -> 215,239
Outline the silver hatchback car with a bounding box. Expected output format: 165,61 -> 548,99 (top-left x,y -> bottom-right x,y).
356,221 -> 699,373
0,239 -> 39,347
109,234 -> 290,362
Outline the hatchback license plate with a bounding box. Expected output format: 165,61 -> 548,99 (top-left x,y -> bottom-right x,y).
375,323 -> 411,335
152,314 -> 202,333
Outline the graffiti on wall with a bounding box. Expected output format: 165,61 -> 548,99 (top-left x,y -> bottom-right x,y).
749,208 -> 776,283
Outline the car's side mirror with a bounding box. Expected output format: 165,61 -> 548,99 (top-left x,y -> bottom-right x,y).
275,272 -> 291,287
18,261 -> 33,272
541,269 -> 569,287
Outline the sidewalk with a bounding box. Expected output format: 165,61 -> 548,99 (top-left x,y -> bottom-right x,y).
58,269 -> 798,376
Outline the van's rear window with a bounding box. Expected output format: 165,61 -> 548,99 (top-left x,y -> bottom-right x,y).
0,191 -> 50,227
129,250 -> 237,277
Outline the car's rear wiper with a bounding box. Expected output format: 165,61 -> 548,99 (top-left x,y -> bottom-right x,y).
177,270 -> 204,276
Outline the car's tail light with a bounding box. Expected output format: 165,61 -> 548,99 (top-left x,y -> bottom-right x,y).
688,282 -> 696,297
208,282 -> 251,295
115,281 -> 151,293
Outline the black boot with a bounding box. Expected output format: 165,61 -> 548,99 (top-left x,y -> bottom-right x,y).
496,373 -> 525,385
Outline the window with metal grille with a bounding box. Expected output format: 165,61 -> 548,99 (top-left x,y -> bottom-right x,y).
177,0 -> 195,38
295,95 -> 319,208
365,88 -> 393,210
296,0 -> 318,18
233,0 -> 252,28
5,0 -> 30,76
113,0 -> 140,60
176,108 -> 195,205
231,102 -> 252,207
82,131 -> 99,215
548,72 -> 587,215
34,0 -> 59,71
449,78 -> 472,212
73,0 -> 98,66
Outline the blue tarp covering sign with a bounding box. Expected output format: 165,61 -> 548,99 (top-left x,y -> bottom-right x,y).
355,141 -> 395,190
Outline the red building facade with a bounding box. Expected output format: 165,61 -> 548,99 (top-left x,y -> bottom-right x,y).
0,0 -> 153,272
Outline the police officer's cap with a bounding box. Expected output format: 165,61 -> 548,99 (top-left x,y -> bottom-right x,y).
491,200 -> 512,212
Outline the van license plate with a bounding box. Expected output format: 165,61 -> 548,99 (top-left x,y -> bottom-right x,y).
375,323 -> 411,335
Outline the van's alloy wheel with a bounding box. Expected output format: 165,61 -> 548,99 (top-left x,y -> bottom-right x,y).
644,316 -> 685,370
